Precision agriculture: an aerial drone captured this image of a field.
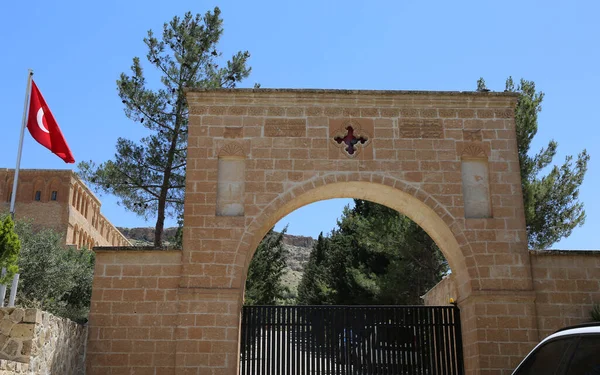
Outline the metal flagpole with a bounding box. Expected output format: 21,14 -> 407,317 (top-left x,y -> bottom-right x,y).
9,69 -> 34,220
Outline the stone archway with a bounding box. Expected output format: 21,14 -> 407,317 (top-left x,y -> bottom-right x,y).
239,178 -> 473,299
87,89 -> 539,375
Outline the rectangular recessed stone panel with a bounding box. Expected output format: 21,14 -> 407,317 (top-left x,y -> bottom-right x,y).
264,118 -> 306,137
216,158 -> 245,216
399,119 -> 443,139
461,159 -> 492,218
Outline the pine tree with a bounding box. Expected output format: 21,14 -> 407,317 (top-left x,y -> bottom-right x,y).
297,201 -> 448,305
478,77 -> 589,249
245,228 -> 289,305
297,233 -> 332,305
78,9 -> 251,246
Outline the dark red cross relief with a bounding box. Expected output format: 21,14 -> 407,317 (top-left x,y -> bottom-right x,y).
334,126 -> 368,155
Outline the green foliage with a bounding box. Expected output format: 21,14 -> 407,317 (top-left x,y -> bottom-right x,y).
297,201 -> 448,306
13,220 -> 95,323
477,77 -> 589,249
0,216 -> 20,284
245,228 -> 289,305
78,8 -> 252,247
297,233 -> 333,305
591,304 -> 600,322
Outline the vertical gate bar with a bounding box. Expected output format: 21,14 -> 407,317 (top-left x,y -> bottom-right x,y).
302,307 -> 306,375
249,307 -> 253,375
447,307 -> 457,374
405,306 -> 417,374
431,307 -> 439,375
454,306 -> 465,375
365,307 -> 372,375
331,308 -> 336,375
259,306 -> 264,375
438,308 -> 446,375
446,307 -> 456,375
309,306 -> 314,375
426,307 -> 435,374
241,307 -> 246,375
444,307 -> 453,375
342,307 -> 348,375
268,306 -> 273,375
391,307 -> 398,375
314,307 -> 318,375
274,307 -> 278,375
253,306 -> 258,375
296,307 -> 301,375
270,306 -> 278,375
285,306 -> 294,374
318,307 -> 323,375
416,308 -> 425,375
434,307 -> 445,374
440,307 -> 449,375
262,306 -> 267,375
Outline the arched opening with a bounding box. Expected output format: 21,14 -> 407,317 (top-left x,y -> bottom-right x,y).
241,181 -> 471,296
237,181 -> 470,374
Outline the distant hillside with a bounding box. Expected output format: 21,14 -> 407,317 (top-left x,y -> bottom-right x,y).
118,227 -> 314,299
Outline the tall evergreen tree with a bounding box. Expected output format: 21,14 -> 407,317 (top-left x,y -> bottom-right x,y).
245,228 -> 289,305
297,201 -> 448,306
297,233 -> 332,305
78,9 -> 251,246
477,77 -> 589,249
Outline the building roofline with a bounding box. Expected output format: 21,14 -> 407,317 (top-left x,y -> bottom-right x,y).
185,87 -> 519,97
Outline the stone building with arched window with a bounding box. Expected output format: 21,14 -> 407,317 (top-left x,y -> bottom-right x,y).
0,168 -> 129,248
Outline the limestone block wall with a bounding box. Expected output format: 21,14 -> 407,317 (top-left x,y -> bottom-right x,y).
0,308 -> 86,375
530,250 -> 600,338
86,248 -> 182,375
422,273 -> 458,305
425,250 -> 600,342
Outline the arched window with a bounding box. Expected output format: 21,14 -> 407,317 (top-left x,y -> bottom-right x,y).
32,178 -> 44,202
72,224 -> 79,245
76,188 -> 82,212
6,179 -> 13,203
71,185 -> 77,206
48,178 -> 60,202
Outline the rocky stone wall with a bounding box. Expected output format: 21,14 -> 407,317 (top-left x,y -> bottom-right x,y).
0,308 -> 86,375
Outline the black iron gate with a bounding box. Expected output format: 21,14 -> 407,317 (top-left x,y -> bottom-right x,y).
240,305 -> 464,375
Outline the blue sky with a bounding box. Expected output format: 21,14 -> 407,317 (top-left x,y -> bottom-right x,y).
1,0 -> 598,249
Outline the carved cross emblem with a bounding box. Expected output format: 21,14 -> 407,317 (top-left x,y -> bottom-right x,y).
334,126 -> 369,156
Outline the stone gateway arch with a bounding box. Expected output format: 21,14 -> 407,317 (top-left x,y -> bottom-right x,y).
87,89 -> 543,375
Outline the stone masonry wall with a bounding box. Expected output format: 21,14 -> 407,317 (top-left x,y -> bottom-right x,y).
422,273 -> 458,305
530,250 -> 600,339
426,250 -> 600,341
86,248 -> 182,375
0,308 -> 86,375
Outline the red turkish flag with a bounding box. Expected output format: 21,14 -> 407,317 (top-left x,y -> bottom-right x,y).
26,80 -> 75,163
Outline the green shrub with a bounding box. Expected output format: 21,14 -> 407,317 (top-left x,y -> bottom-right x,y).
0,216 -> 21,284
9,218 -> 94,323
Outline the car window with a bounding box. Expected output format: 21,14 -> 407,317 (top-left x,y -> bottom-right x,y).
513,337 -> 575,375
565,335 -> 600,375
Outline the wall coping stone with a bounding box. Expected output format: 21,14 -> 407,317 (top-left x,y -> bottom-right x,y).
530,249 -> 600,256
93,246 -> 181,252
186,87 -> 519,97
